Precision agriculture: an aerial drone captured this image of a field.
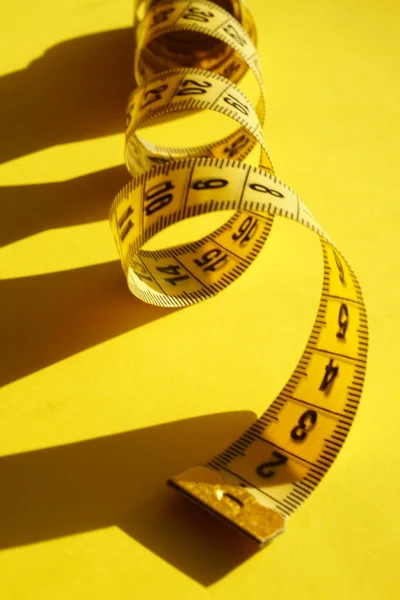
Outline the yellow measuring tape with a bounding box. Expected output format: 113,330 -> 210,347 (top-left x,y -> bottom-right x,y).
109,0 -> 368,545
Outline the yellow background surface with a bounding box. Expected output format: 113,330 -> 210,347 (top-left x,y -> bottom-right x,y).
1,0 -> 399,598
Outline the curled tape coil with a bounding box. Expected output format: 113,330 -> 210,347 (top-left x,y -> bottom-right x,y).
109,0 -> 368,545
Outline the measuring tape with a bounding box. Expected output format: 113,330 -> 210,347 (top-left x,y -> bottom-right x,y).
109,0 -> 368,545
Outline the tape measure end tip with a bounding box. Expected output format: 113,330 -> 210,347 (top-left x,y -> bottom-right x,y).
168,466 -> 285,546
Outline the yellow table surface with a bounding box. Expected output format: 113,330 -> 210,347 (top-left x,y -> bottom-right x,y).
1,0 -> 399,598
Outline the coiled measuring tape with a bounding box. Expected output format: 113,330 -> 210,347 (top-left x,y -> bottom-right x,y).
109,0 -> 368,545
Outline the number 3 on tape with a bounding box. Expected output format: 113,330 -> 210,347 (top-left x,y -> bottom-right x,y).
109,0 -> 368,546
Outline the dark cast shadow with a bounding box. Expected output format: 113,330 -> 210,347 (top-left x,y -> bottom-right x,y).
0,14 -> 266,588
0,165 -> 131,248
0,27 -> 145,386
0,260 -> 178,388
0,28 -> 135,165
0,411 -> 261,586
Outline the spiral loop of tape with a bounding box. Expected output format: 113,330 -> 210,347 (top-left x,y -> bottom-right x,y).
109,0 -> 368,545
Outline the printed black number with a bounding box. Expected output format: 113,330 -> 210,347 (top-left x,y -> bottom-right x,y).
249,182 -> 284,198
150,7 -> 174,27
333,250 -> 346,285
232,215 -> 258,246
223,93 -> 250,115
192,178 -> 228,190
336,303 -> 349,340
223,133 -> 250,158
156,264 -> 190,286
291,410 -> 318,442
256,451 -> 288,478
194,248 -> 228,272
177,79 -> 212,96
131,259 -> 152,282
141,84 -> 168,109
223,23 -> 247,47
319,358 -> 339,392
145,180 -> 175,216
117,206 -> 134,242
183,6 -> 214,22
